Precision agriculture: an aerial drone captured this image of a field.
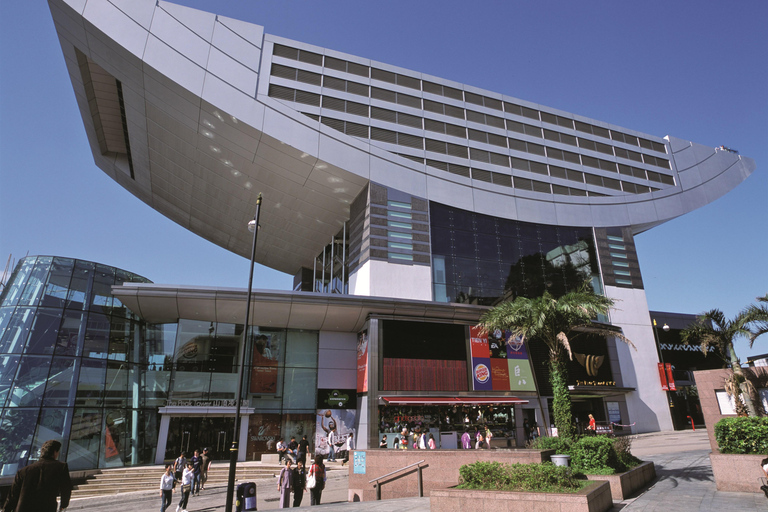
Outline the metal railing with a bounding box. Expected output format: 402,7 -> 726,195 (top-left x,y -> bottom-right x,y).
368,459 -> 426,500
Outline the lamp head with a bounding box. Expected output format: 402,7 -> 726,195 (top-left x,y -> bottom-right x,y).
248,220 -> 257,233
662,324 -> 670,332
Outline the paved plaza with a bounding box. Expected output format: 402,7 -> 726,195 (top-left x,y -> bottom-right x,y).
61,430 -> 766,512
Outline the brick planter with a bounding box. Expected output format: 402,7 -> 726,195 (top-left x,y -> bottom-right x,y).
348,449 -> 554,502
586,461 -> 656,500
430,481 -> 612,512
710,453 -> 767,492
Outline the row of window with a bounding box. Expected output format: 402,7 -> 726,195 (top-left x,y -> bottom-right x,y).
271,46 -> 669,154
268,81 -> 673,174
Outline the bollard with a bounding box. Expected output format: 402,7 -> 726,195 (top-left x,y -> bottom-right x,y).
687,416 -> 695,431
417,465 -> 423,497
375,483 -> 381,500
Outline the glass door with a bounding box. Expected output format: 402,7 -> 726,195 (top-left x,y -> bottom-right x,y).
165,417 -> 235,461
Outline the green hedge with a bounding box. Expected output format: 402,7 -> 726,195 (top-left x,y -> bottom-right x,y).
457,461 -> 587,493
714,417 -> 768,454
529,435 -> 640,474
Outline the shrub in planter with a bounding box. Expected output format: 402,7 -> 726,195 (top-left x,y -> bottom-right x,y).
612,436 -> 641,470
528,435 -> 573,455
714,416 -> 768,454
458,460 -> 587,493
570,436 -> 621,474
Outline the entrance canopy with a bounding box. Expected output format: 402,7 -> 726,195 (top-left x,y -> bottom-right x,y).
381,396 -> 528,405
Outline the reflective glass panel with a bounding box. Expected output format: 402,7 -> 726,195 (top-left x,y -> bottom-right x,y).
0,258 -> 35,307
42,356 -> 77,407
5,355 -> 52,407
76,359 -> 106,407
0,408 -> 40,473
67,408 -> 102,470
55,310 -> 83,356
83,312 -> 110,359
66,261 -> 94,310
0,355 -> 21,407
0,307 -> 35,354
29,408 -> 71,463
282,368 -> 317,409
285,330 -> 318,368
17,257 -> 52,307
24,308 -> 63,355
89,265 -> 115,313
40,258 -> 74,308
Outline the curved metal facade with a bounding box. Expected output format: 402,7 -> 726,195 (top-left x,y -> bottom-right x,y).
49,0 -> 755,276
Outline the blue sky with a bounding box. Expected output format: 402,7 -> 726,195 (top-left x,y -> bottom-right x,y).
1,1 -> 766,360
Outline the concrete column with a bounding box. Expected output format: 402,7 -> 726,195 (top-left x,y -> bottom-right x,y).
155,414 -> 171,465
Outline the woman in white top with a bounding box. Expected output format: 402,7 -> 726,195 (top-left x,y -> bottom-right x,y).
160,464 -> 175,512
178,462 -> 194,512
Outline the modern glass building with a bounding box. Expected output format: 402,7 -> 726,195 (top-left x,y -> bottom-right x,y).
30,0 -> 758,472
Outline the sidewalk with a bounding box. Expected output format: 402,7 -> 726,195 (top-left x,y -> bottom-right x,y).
65,431 -> 767,511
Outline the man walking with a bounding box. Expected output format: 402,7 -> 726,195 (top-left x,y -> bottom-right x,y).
327,429 -> 337,461
3,439 -> 72,512
200,448 -> 212,491
190,449 -> 202,496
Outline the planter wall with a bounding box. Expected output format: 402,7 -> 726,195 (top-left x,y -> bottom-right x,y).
586,461 -> 656,500
430,481 -> 612,512
348,449 -> 554,502
710,453 -> 767,492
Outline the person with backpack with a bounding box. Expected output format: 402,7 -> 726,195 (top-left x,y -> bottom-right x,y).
173,452 -> 187,484
307,455 -> 326,505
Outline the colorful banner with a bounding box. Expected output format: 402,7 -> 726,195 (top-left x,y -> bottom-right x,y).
470,326 -> 536,392
315,408 -> 357,459
665,363 -> 676,391
250,333 -> 278,393
658,363 -> 669,391
357,331 -> 369,393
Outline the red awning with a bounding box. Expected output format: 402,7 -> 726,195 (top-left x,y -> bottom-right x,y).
381,396 -> 528,405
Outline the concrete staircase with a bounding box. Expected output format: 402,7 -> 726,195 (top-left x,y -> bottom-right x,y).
71,462 -> 283,499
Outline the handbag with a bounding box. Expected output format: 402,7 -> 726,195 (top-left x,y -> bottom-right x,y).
306,466 -> 317,490
182,483 -> 191,493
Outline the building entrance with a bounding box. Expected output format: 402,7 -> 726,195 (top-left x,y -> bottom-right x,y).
165,417 -> 234,461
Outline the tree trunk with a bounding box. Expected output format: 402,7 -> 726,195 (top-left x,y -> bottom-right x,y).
727,342 -> 757,416
549,359 -> 574,440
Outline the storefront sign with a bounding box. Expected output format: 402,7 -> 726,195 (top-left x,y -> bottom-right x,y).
317,389 -> 355,409
353,451 -> 366,474
164,399 -> 250,407
469,326 -> 536,392
575,380 -> 615,387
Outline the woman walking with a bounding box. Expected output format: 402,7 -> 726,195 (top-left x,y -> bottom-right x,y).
160,464 -> 175,512
277,459 -> 293,508
292,461 -> 306,507
428,433 -> 436,450
177,462 -> 194,512
308,454 -> 326,505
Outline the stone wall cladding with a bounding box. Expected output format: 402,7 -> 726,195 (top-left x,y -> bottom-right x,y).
430,480 -> 612,512
709,453 -> 767,492
348,449 -> 554,501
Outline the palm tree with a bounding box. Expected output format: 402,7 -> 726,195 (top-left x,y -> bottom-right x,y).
744,294 -> 768,348
477,284 -> 633,440
681,307 -> 760,417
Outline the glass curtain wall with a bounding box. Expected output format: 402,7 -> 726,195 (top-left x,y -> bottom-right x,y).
0,256 -> 152,474
430,202 -> 600,305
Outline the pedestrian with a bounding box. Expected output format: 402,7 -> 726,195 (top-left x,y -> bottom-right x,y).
428,433 -> 436,449
760,457 -> 768,498
190,449 -> 202,496
277,459 -> 293,508
392,435 -> 399,449
461,430 -> 472,449
177,461 -> 194,512
288,436 -> 299,462
380,435 -> 388,449
475,433 -> 485,449
308,454 -> 326,505
173,452 -> 187,484
292,460 -> 306,507
523,418 -> 531,442
160,464 -> 175,512
298,435 -> 310,465
485,426 -> 493,447
587,414 -> 597,435
200,448 -> 212,491
341,432 -> 354,466
2,439 -> 72,512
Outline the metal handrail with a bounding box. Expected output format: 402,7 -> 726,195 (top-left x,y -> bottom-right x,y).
369,459 -> 426,500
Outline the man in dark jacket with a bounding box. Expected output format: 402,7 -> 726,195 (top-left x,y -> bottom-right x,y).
3,439 -> 72,512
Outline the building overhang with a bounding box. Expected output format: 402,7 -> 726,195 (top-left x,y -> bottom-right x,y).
112,283 -> 487,331
380,396 -> 528,405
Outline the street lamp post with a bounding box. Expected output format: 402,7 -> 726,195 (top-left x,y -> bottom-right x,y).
652,319 -> 672,427
225,193 -> 262,512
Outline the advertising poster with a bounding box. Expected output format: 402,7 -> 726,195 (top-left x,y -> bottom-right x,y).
490,359 -> 510,390
250,332 -> 279,393
246,413 -> 282,458
504,332 -> 537,392
469,326 -> 493,391
470,327 -> 536,392
357,330 -> 368,393
314,407 -> 357,459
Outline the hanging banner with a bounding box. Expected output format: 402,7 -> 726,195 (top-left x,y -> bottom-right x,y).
665,363 -> 676,391
357,331 -> 369,393
658,363 -> 669,391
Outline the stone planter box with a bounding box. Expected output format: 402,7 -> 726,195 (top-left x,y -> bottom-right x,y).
710,453 -> 767,492
430,480 -> 612,512
585,461 -> 656,500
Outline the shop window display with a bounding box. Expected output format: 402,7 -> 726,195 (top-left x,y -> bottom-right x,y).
378,404 -> 516,449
